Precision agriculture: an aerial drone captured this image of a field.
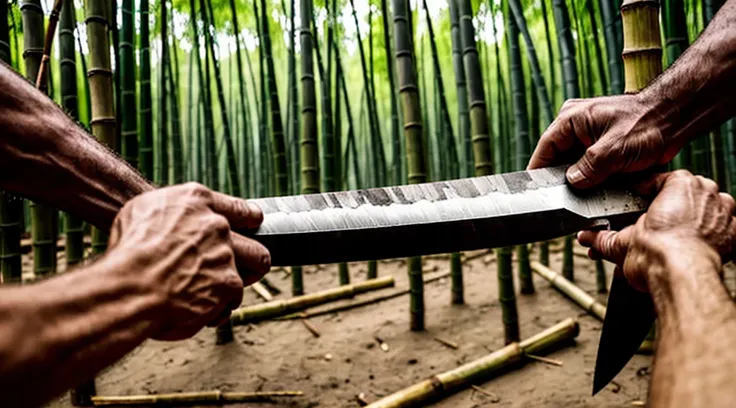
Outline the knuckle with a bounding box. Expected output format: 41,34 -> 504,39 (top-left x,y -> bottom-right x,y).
672,169 -> 693,179
183,182 -> 212,200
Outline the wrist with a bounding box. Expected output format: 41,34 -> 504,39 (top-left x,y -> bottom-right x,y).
633,90 -> 685,162
646,233 -> 722,294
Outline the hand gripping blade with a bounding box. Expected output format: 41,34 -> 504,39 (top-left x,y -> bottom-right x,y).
592,269 -> 655,395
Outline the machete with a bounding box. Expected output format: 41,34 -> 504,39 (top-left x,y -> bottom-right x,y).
244,166 -> 647,266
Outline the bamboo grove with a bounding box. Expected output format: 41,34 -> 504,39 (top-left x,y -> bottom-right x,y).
0,0 -> 733,352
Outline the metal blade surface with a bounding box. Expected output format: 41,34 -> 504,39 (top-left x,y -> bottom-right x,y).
593,271 -> 655,395
243,166 -> 646,266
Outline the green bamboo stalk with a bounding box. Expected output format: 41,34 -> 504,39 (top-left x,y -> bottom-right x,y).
381,0 -> 402,185
553,0 -> 581,100
449,0 -> 471,178
138,0 -> 153,180
288,0 -> 300,195
186,47 -> 196,181
59,0 -> 84,269
350,0 -> 386,188
458,0 -> 493,177
188,0 -> 210,187
586,0 -> 608,94
333,35 -> 362,190
296,0 -> 319,296
571,0 -> 593,97
252,0 -> 268,197
259,0 -> 289,197
158,0 -> 169,186
167,48 -> 183,185
540,0 -> 557,106
703,0 -> 726,187
459,0 -> 518,343
22,0 -> 58,276
506,4 -> 534,295
120,0 -> 137,169
552,0 -> 580,281
421,0 -> 463,303
595,259 -> 607,293
393,0 -> 427,331
508,0 -> 555,125
202,0 -> 240,197
0,0 -> 22,283
662,0 -> 691,169
599,0 -> 623,94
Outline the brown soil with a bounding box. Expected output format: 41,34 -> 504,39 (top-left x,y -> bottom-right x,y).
44,240 -> 658,408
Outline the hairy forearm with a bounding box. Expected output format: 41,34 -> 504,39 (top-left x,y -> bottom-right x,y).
647,239 -> 736,408
0,252 -> 160,407
0,62 -> 153,230
640,0 -> 736,151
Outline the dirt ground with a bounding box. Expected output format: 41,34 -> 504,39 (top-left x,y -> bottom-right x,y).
39,239 -> 664,408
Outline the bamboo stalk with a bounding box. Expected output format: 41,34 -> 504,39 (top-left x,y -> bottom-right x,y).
365,318 -> 579,408
531,261 -> 606,320
278,270 -> 452,320
231,276 -> 395,325
34,0 -> 63,91
621,0 -> 662,93
91,391 -> 303,406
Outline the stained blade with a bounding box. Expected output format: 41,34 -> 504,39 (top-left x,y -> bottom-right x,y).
593,271 -> 655,395
244,166 -> 646,266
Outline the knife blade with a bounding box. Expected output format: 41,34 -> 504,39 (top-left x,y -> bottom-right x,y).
243,166 -> 647,266
593,269 -> 655,395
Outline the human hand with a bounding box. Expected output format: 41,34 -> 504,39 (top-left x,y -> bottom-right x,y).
578,171 -> 736,291
528,94 -> 682,188
107,183 -> 270,340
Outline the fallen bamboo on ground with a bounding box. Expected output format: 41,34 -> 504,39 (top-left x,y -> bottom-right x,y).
231,276 -> 394,325
91,391 -> 303,406
531,261 -> 606,320
531,262 -> 654,354
364,318 -> 579,408
250,281 -> 273,301
278,271 -> 452,320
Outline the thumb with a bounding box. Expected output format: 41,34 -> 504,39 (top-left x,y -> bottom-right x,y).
566,144 -> 616,189
577,227 -> 633,265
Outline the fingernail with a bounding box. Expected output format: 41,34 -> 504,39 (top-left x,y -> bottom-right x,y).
567,166 -> 584,185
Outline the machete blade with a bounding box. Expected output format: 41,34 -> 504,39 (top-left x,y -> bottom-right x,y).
593,269 -> 655,395
245,166 -> 647,266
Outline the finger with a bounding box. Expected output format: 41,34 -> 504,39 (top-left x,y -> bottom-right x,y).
720,193 -> 736,215
231,233 -> 271,285
527,115 -> 581,170
578,227 -> 634,265
208,191 -> 264,229
566,141 -> 620,189
695,175 -> 719,194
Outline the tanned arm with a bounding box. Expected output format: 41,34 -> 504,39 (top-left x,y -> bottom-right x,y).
0,61 -> 270,279
0,184 -> 258,408
579,171 -> 736,407
0,61 -> 152,229
528,0 -> 736,188
646,238 -> 736,407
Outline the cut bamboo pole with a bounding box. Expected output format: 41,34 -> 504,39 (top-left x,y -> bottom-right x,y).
278,270 -> 452,320
364,318 -> 579,408
251,281 -> 273,301
531,261 -> 606,320
231,276 -> 394,325
91,391 -> 303,406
